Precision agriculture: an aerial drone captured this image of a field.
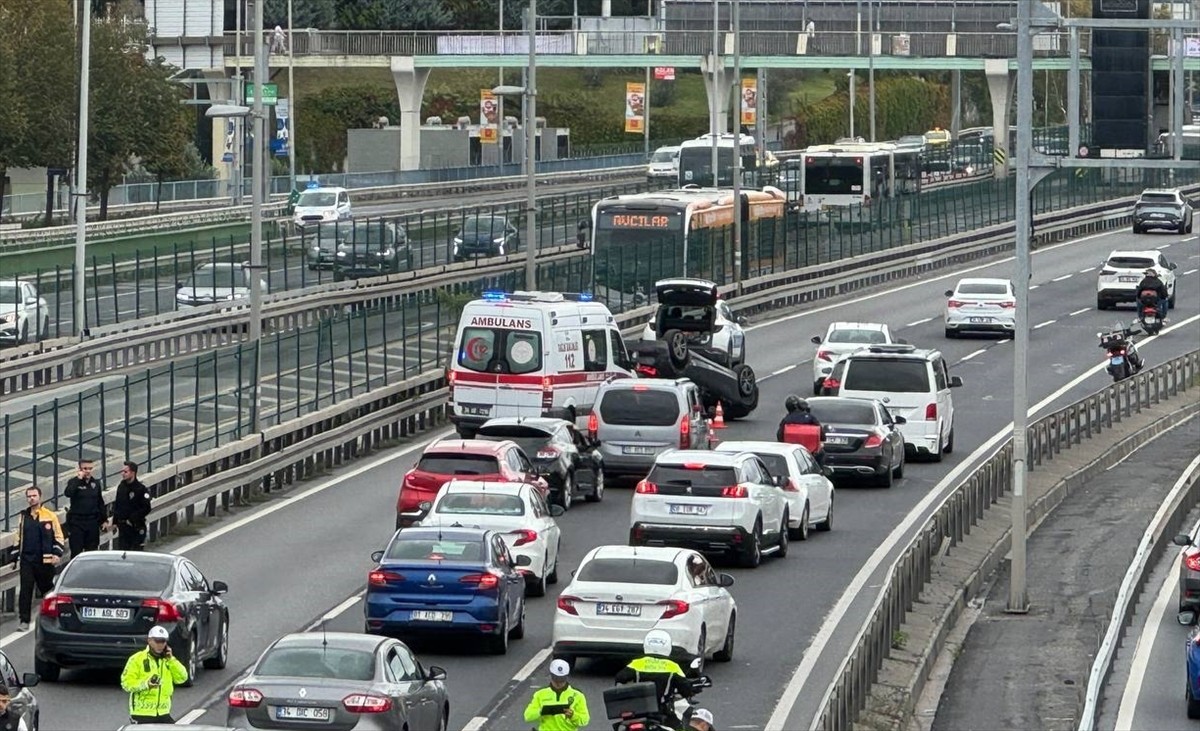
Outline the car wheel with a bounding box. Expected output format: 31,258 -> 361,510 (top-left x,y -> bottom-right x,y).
34,657 -> 60,682
663,329 -> 690,370
713,612 -> 736,662
17,320 -> 28,345
489,614 -> 510,655
585,468 -> 604,503
441,705 -> 450,731
1170,291 -> 1176,309
944,427 -> 955,455
739,519 -> 763,568
876,463 -> 894,488
39,317 -> 49,341
945,328 -> 957,338
510,601 -> 526,640
776,514 -> 789,558
812,379 -> 824,396
178,633 -> 198,686
1180,222 -> 1189,235
929,433 -> 944,463
529,558 -> 548,597
1132,224 -> 1142,234
548,542 -> 560,585
790,503 -> 809,541
556,473 -> 573,510
1096,297 -> 1108,311
203,615 -> 229,669
1189,680 -> 1200,719
815,496 -> 833,532
692,627 -> 707,674
893,449 -> 905,479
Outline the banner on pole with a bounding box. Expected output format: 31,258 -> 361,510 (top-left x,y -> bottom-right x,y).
740,78 -> 757,126
480,89 -> 499,144
272,98 -> 290,158
625,82 -> 645,134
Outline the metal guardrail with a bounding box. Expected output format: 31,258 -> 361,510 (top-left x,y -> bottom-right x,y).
1077,449 -> 1200,731
813,350 -> 1200,731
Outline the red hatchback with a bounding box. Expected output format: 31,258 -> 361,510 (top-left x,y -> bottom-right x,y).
396,439 -> 549,529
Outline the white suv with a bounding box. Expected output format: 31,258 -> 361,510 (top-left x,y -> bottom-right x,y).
630,450 -> 791,568
810,322 -> 894,394
0,279 -> 50,346
1096,249 -> 1178,311
820,344 -> 962,461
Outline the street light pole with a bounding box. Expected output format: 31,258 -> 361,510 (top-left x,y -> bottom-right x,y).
868,0 -> 876,142
731,0 -> 742,284
73,0 -> 91,338
711,0 -> 720,185
249,0 -> 266,434
525,0 -> 538,290
287,0 -> 296,192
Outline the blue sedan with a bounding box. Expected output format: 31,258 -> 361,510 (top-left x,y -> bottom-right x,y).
364,527 -> 529,655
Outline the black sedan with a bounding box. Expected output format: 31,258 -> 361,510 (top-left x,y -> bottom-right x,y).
451,215 -> 520,262
806,396 -> 906,488
227,633 -> 448,731
34,551 -> 229,683
333,220 -> 412,281
474,417 -> 604,509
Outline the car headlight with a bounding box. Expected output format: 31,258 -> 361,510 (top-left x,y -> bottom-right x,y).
2,313 -> 15,324
336,250 -> 347,257
226,294 -> 239,301
378,248 -> 394,257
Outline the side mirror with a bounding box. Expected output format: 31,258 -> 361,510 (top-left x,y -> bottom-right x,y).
736,315 -> 748,325
418,501 -> 432,512
175,281 -> 183,289
717,572 -> 735,588
25,296 -> 40,306
1180,611 -> 1198,626
810,335 -> 822,345
894,415 -> 907,425
771,475 -> 786,488
20,672 -> 39,688
949,376 -> 964,388
1170,262 -> 1178,270
515,554 -> 533,567
371,550 -> 384,563
427,665 -> 448,681
211,580 -> 229,595
944,289 -> 954,297
549,504 -> 566,517
1174,534 -> 1194,547
570,568 -> 577,578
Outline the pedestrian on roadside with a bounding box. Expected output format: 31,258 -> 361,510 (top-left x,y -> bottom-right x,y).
113,461 -> 152,551
120,626 -> 188,724
64,458 -> 108,557
13,486 -> 64,632
523,659 -> 590,731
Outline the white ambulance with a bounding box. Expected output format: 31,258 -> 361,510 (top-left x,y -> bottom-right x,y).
448,290 -> 637,438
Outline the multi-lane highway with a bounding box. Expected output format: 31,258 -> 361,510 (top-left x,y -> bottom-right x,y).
2,220 -> 1195,730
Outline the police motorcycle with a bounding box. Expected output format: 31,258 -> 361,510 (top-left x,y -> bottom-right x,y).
1098,325 -> 1145,382
603,658 -> 712,731
1136,289 -> 1164,335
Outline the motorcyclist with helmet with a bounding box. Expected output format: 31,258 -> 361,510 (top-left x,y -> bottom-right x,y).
614,630 -> 699,727
1136,268 -> 1169,320
777,395 -> 826,463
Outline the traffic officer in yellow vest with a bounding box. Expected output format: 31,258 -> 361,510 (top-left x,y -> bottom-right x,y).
120,625 -> 189,724
523,659 -> 590,731
614,630 -> 698,726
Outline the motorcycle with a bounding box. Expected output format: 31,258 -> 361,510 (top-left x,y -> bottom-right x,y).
605,658 -> 712,731
1098,327 -> 1144,383
1137,290 -> 1164,335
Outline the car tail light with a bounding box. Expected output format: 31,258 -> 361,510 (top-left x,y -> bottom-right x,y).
657,599 -> 690,619
823,378 -> 840,391
461,572 -> 501,590
783,478 -> 800,492
142,598 -> 183,623
633,384 -> 650,391
864,433 -> 884,448
926,403 -> 938,421
343,693 -> 393,714
999,300 -> 1016,309
947,299 -> 965,309
680,414 -> 690,449
447,370 -> 457,386
720,485 -> 749,498
817,349 -> 834,362
541,377 -> 554,411
536,447 -> 560,459
636,364 -> 658,377
1186,552 -> 1200,572
557,595 -> 580,615
1101,269 -> 1116,276
635,480 -> 658,494
682,462 -> 708,470
40,595 -> 73,618
587,412 -> 598,440
229,687 -> 264,708
510,529 -> 538,546
368,569 -> 404,587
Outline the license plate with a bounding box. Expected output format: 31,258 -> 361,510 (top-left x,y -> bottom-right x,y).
596,602 -> 642,616
826,435 -> 850,445
623,445 -> 655,455
1110,356 -> 1125,366
411,610 -> 453,622
669,504 -> 709,516
460,405 -> 490,417
969,316 -> 992,323
1119,276 -> 1139,282
276,707 -> 332,721
80,606 -> 131,621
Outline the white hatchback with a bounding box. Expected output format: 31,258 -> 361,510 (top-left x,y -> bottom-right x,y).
1096,249 -> 1178,310
810,322 -> 893,394
552,544 -> 736,672
416,480 -> 564,597
944,278 -> 1016,337
713,441 -> 835,540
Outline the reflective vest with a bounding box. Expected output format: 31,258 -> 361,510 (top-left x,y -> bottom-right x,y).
120,648 -> 188,717
522,684 -> 590,731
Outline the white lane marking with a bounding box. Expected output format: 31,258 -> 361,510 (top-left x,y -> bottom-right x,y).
1185,269 -> 1199,276
1156,243 -> 1173,250
1033,319 -> 1057,329
743,228 -> 1120,333
1069,307 -> 1091,317
178,709 -> 207,724
772,311 -> 1200,731
1184,236 -> 1198,243
997,338 -> 1012,344
319,594 -> 363,624
1078,267 -> 1096,274
1113,471 -> 1200,730
1030,284 -> 1040,290
960,349 -> 986,361
772,365 -> 798,376
1051,274 -> 1073,282
462,648 -> 552,731
0,430 -> 453,649
906,317 -> 933,327
463,717 -> 488,731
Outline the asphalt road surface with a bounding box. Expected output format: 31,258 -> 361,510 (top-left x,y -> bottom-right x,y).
1,222 -> 1196,730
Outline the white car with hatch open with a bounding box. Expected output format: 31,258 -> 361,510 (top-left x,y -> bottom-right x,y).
552,544 -> 736,671
713,441 -> 834,540
415,480 -> 564,597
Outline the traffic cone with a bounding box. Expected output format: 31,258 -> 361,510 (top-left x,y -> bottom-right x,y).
712,402 -> 726,429
706,420 -> 720,448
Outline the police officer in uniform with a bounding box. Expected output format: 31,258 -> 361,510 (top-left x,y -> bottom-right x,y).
113,460 -> 152,551
64,458 -> 108,556
614,630 -> 698,726
522,659 -> 590,731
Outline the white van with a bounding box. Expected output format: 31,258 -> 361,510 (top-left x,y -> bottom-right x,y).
448,291 -> 637,438
820,344 -> 963,461
293,186 -> 352,228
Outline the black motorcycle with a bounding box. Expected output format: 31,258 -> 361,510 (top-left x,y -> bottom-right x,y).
1099,327 -> 1144,382
1137,290 -> 1164,336
604,670 -> 712,731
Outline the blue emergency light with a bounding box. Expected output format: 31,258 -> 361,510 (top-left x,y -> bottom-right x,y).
481,291 -> 508,301
578,292 -> 593,302
305,180 -> 320,190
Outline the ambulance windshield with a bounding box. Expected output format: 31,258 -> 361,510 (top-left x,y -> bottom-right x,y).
457,326 -> 542,375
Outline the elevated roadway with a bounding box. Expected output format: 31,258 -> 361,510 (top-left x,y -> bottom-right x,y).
2,221 -> 1195,730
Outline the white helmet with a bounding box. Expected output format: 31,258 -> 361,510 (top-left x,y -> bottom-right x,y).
643,629 -> 672,657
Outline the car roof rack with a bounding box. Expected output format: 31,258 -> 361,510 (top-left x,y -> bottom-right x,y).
866,344 -> 918,354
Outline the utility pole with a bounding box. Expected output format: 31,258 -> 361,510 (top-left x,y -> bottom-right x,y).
73,0 -> 91,338
868,0 -> 876,142
525,0 -> 538,289
249,0 -> 266,434
731,0 -> 742,283
711,0 -> 720,187
286,0 -> 296,193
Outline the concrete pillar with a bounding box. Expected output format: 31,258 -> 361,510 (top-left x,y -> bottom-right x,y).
703,55 -> 732,135
391,57 -> 432,171
984,59 -> 1014,179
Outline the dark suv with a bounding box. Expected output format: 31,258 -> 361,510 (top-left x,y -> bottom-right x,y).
452,215 -> 520,262
332,221 -> 412,280
1133,188 -> 1194,235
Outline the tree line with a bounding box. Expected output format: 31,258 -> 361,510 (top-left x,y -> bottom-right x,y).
0,0 -> 205,223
